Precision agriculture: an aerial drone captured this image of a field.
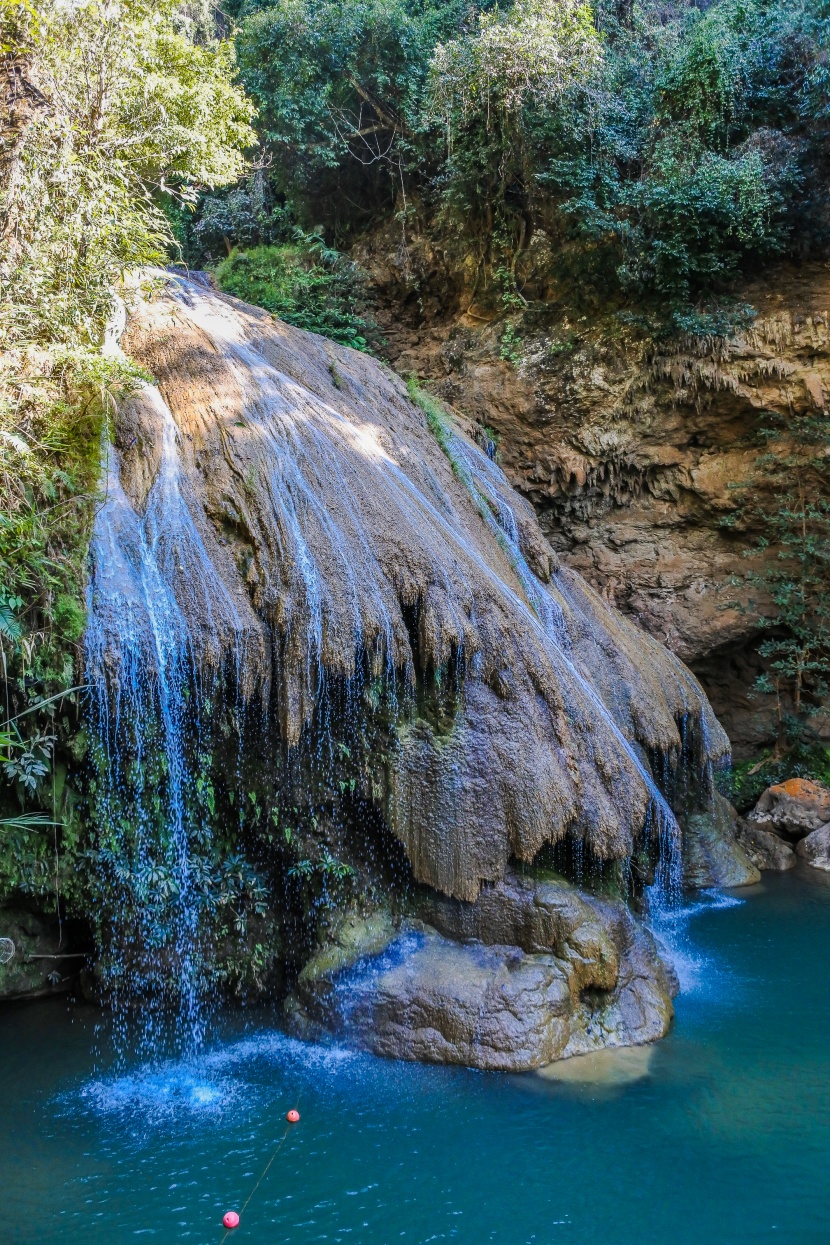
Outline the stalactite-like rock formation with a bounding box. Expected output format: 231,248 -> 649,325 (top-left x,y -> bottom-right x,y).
102,271 -> 728,904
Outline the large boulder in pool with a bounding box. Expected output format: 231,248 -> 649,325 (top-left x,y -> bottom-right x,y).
683,794 -> 761,888
285,875 -> 677,1072
748,778 -> 830,842
797,823 -> 830,871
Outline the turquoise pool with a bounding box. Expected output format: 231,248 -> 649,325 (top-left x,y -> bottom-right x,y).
2,869 -> 829,1244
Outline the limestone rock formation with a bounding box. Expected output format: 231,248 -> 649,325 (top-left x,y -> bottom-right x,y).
683,794 -> 761,888
286,875 -> 676,1071
748,778 -> 830,842
797,824 -> 830,871
100,271 -> 727,904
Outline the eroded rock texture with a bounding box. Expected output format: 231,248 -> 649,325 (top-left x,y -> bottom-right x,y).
286,874 -> 677,1071
362,244 -> 830,756
105,272 -> 726,903
682,793 -> 761,888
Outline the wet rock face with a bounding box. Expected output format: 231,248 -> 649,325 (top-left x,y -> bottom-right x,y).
286,875 -> 676,1071
683,794 -> 761,888
112,272 -> 727,903
748,779 -> 830,842
361,244 -> 830,755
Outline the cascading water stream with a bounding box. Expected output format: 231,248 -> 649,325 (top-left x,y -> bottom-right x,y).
433,416 -> 686,910
82,271 -> 728,1050
85,388 -> 248,1055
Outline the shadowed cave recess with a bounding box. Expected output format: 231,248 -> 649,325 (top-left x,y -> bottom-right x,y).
83,272 -> 729,1067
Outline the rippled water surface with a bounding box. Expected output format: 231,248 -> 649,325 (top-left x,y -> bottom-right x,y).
3,869 -> 830,1244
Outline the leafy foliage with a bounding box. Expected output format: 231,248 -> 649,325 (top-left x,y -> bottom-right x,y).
234,0 -> 477,234
213,239 -> 377,349
0,0 -> 253,912
219,0 -> 830,320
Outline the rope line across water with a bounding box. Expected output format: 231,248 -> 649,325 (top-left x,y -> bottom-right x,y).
220,1099 -> 301,1240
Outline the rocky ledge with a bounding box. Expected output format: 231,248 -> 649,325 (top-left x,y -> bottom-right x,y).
746,778 -> 830,873
286,873 -> 677,1072
687,777 -> 830,879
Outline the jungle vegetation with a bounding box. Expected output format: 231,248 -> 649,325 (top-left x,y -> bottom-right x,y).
186,0 -> 830,320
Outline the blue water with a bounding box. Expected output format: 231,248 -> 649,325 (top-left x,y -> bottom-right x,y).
2,869 -> 830,1244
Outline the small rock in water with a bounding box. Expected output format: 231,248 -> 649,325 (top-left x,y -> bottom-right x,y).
537,1045 -> 655,1086
796,823 -> 830,871
748,778 -> 830,841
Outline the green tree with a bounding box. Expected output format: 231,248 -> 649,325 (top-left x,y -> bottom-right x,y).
429,0 -> 601,288
225,0 -> 823,317
234,0 -> 475,235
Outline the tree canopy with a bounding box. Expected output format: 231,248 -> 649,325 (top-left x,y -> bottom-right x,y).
206,0 -> 830,316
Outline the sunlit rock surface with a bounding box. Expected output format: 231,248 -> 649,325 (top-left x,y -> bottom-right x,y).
106,272 -> 727,903
285,875 -> 677,1071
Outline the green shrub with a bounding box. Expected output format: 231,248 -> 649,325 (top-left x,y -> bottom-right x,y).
213,242 -> 378,349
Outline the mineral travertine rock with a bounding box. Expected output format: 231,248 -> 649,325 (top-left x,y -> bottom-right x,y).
286,876 -> 676,1070
113,272 -> 727,901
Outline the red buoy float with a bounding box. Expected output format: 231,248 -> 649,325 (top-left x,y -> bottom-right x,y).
223,1211 -> 240,1230
286,1108 -> 300,1123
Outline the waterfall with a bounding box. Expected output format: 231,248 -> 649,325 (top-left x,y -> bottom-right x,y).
85,389 -> 249,1052
432,413 -> 686,909
83,270 -> 729,1038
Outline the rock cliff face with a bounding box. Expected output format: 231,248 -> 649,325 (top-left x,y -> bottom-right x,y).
360,240 -> 830,757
